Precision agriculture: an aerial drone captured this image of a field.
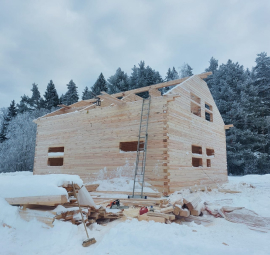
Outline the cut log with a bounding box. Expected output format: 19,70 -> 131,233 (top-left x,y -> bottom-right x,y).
173,205 -> 181,216
183,196 -> 201,211
179,208 -> 190,217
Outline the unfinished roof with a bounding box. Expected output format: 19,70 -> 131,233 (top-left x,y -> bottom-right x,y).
36,72 -> 212,120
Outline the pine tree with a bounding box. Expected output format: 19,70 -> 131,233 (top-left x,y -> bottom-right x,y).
63,80 -> 79,105
7,100 -> 17,119
44,80 -> 59,109
90,73 -> 108,98
29,83 -> 42,109
82,86 -> 92,100
205,57 -> 218,73
0,100 -> 18,143
107,68 -> 129,94
17,95 -> 31,113
129,61 -> 163,90
253,52 -> 270,115
180,63 -> 193,78
163,67 -> 179,93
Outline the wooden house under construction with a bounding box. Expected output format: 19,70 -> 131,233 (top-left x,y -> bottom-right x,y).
33,72 -> 229,195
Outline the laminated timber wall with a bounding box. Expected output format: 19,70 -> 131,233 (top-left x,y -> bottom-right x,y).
166,75 -> 228,192
33,96 -> 169,193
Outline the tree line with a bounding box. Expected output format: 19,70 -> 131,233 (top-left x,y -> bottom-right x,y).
0,54 -> 269,176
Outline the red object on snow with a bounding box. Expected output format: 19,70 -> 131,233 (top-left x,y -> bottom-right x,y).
139,207 -> 148,215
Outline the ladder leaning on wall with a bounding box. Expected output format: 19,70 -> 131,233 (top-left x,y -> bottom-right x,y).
129,96 -> 151,199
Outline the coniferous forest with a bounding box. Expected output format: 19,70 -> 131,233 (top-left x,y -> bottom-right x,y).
0,53 -> 270,175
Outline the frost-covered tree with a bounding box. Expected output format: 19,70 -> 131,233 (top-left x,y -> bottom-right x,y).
204,57 -> 219,89
179,63 -> 193,78
82,86 -> 92,100
0,108 -> 53,172
0,101 -> 17,143
62,80 -> 79,105
44,80 -> 59,109
90,73 -> 108,98
129,61 -> 163,97
163,67 -> 179,93
107,68 -> 129,94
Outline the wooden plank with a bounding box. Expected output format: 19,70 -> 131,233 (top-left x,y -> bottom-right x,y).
100,92 -> 125,106
5,195 -> 68,206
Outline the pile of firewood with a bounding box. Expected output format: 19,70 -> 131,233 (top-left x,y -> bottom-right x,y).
137,195 -> 204,224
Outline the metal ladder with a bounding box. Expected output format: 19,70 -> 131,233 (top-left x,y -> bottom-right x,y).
130,96 -> 151,199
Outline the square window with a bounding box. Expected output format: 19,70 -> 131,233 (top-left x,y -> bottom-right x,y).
192,157 -> 203,167
205,112 -> 213,122
191,102 -> 201,117
206,148 -> 215,156
48,158 -> 64,166
192,145 -> 202,154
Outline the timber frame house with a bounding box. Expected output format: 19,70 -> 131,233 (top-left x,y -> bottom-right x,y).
33,72 -> 229,195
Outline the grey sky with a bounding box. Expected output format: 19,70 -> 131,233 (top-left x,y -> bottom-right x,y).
0,0 -> 269,108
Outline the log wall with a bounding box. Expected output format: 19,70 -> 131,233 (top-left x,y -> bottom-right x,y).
33,97 -> 168,193
166,75 -> 228,192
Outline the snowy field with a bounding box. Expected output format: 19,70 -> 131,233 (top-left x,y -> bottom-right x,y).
1,172 -> 270,255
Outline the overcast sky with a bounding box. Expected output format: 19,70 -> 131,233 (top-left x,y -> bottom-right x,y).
0,0 -> 269,108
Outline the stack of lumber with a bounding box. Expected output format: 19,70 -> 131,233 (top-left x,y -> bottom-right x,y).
137,195 -> 205,224
54,206 -> 123,226
173,195 -> 204,217
14,184 -> 124,228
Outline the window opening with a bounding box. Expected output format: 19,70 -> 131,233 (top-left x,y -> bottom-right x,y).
191,102 -> 201,117
205,112 -> 213,122
207,159 -> 211,167
192,157 -> 203,167
48,158 -> 64,166
119,141 -> 144,152
205,103 -> 212,111
48,147 -> 64,166
206,148 -> 215,156
192,145 -> 202,155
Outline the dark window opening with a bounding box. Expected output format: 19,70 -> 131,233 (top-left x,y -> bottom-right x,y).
192,157 -> 203,167
206,148 -> 215,156
191,102 -> 201,117
48,158 -> 64,166
205,103 -> 212,111
207,159 -> 211,167
192,145 -> 202,154
205,112 -> 213,122
119,141 -> 144,152
48,147 -> 64,153
136,91 -> 149,99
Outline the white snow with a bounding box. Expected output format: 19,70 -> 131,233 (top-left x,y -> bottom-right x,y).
91,177 -> 157,193
1,172 -> 270,255
0,171 -> 83,198
48,152 -> 64,157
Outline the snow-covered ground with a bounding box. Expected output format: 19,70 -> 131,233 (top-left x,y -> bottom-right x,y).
1,172 -> 270,255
